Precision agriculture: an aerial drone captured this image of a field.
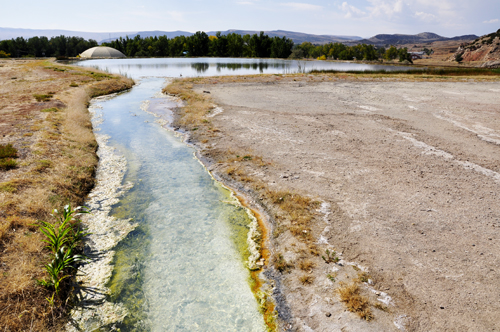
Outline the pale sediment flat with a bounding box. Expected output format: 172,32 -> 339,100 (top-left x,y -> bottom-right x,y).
193,79 -> 500,332
68,97 -> 136,331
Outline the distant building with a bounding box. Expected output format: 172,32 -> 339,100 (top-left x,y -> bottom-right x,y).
409,51 -> 426,60
80,46 -> 125,58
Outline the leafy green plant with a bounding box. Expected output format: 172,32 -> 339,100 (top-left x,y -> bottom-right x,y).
38,246 -> 86,294
327,273 -> 337,282
358,272 -> 370,283
36,205 -> 90,298
322,249 -> 340,264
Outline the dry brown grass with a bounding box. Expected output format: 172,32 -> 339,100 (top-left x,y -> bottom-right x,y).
336,282 -> 374,321
298,259 -> 316,271
266,189 -> 319,246
274,253 -> 294,273
0,59 -> 133,331
163,78 -> 214,128
299,275 -> 315,285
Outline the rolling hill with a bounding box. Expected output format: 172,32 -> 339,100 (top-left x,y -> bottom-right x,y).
0,27 -> 362,45
346,32 -> 478,46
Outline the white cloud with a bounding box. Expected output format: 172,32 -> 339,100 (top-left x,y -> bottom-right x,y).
367,0 -> 404,18
280,2 -> 323,11
340,2 -> 366,18
483,18 -> 499,24
414,11 -> 438,22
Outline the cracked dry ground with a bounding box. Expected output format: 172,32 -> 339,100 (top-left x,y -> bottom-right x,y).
192,78 -> 500,332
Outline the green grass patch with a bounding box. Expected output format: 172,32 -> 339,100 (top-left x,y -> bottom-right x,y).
0,159 -> 17,170
34,160 -> 52,172
69,82 -> 79,87
41,107 -> 59,113
0,144 -> 18,159
40,107 -> 59,112
87,71 -> 112,80
33,94 -> 53,102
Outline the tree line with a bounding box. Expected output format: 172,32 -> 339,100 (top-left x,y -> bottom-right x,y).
0,32 -> 412,63
103,31 -> 294,58
291,42 -> 412,62
0,36 -> 98,58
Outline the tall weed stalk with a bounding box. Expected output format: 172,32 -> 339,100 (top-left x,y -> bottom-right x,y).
36,205 -> 89,301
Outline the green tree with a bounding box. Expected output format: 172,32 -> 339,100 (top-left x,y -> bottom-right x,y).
397,47 -> 412,63
227,33 -> 244,57
384,46 -> 398,60
187,31 -> 210,56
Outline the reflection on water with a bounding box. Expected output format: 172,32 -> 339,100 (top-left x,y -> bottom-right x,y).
74,57 -> 413,79
191,62 -> 275,74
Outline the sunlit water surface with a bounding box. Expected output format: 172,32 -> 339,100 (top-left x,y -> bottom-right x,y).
75,57 -> 413,79
85,75 -> 265,331
75,58 -> 413,331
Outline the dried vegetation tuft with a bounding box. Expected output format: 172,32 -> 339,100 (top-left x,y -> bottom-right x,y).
336,282 -> 374,321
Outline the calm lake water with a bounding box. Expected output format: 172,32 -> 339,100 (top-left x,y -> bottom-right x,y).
75,57 -> 412,79
73,58 -> 410,331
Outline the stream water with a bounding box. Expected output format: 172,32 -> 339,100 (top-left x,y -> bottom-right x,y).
72,58 -> 411,331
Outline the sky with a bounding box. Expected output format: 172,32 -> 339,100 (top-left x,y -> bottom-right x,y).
1,0 -> 499,38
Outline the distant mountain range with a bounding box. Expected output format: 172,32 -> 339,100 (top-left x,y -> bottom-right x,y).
346,32 -> 478,46
0,27 -> 363,44
0,27 -> 478,46
0,27 -> 136,43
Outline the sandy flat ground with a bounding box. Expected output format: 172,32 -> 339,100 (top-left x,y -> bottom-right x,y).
192,79 -> 500,331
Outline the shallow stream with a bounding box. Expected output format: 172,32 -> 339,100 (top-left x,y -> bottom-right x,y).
71,58 -> 412,331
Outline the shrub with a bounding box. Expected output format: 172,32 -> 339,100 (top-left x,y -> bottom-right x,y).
0,158 -> 17,170
0,144 -> 18,170
0,50 -> 10,58
0,144 -> 18,159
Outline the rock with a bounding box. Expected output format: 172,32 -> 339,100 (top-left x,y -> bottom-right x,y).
326,312 -> 331,317
480,60 -> 500,68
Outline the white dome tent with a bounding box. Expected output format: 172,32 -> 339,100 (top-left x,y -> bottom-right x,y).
80,46 -> 125,58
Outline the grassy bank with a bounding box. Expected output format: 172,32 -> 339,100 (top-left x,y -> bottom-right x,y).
0,59 -> 133,331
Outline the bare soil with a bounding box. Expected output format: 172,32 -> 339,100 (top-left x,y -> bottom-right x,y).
186,76 -> 500,331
